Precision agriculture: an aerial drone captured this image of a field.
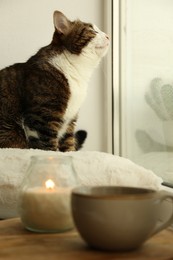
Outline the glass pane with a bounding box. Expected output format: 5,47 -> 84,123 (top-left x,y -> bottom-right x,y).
120,0 -> 173,184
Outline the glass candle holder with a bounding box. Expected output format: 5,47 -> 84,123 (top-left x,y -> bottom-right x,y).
18,155 -> 77,233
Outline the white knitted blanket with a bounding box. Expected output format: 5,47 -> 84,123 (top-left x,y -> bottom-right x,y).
0,149 -> 162,219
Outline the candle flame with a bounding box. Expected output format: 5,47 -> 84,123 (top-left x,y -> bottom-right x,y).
45,179 -> 55,190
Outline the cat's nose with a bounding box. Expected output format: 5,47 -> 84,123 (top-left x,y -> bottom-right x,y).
105,34 -> 109,40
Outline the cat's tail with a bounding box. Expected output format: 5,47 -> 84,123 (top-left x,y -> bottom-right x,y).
75,130 -> 87,150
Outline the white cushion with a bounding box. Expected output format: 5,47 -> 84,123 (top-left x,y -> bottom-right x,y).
0,149 -> 162,219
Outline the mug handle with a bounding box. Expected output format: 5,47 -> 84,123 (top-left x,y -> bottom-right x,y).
150,191 -> 173,237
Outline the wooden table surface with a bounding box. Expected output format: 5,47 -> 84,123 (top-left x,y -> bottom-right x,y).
1,218 -> 173,260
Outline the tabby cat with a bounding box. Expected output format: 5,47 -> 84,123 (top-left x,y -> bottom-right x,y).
0,11 -> 109,151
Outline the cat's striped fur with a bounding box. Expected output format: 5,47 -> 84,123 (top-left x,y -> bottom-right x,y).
0,11 -> 109,151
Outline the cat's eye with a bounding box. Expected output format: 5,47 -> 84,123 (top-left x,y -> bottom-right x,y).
88,24 -> 98,34
91,29 -> 98,34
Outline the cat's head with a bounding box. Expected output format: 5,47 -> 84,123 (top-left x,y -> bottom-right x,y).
52,11 -> 109,60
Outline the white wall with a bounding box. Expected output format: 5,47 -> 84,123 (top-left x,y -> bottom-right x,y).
0,0 -> 109,151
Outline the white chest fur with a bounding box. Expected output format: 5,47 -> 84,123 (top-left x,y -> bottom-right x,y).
49,53 -> 92,138
57,76 -> 87,138
63,76 -> 87,120
49,52 -> 93,120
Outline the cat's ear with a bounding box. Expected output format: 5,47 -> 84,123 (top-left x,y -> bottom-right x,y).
53,11 -> 70,35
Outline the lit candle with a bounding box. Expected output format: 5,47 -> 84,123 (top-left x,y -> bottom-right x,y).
19,179 -> 74,232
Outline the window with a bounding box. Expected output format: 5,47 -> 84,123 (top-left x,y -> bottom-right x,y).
112,0 -> 173,185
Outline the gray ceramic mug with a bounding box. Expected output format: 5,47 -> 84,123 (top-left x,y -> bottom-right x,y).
71,186 -> 173,251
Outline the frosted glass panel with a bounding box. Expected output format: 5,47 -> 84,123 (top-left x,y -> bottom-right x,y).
121,0 -> 173,183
